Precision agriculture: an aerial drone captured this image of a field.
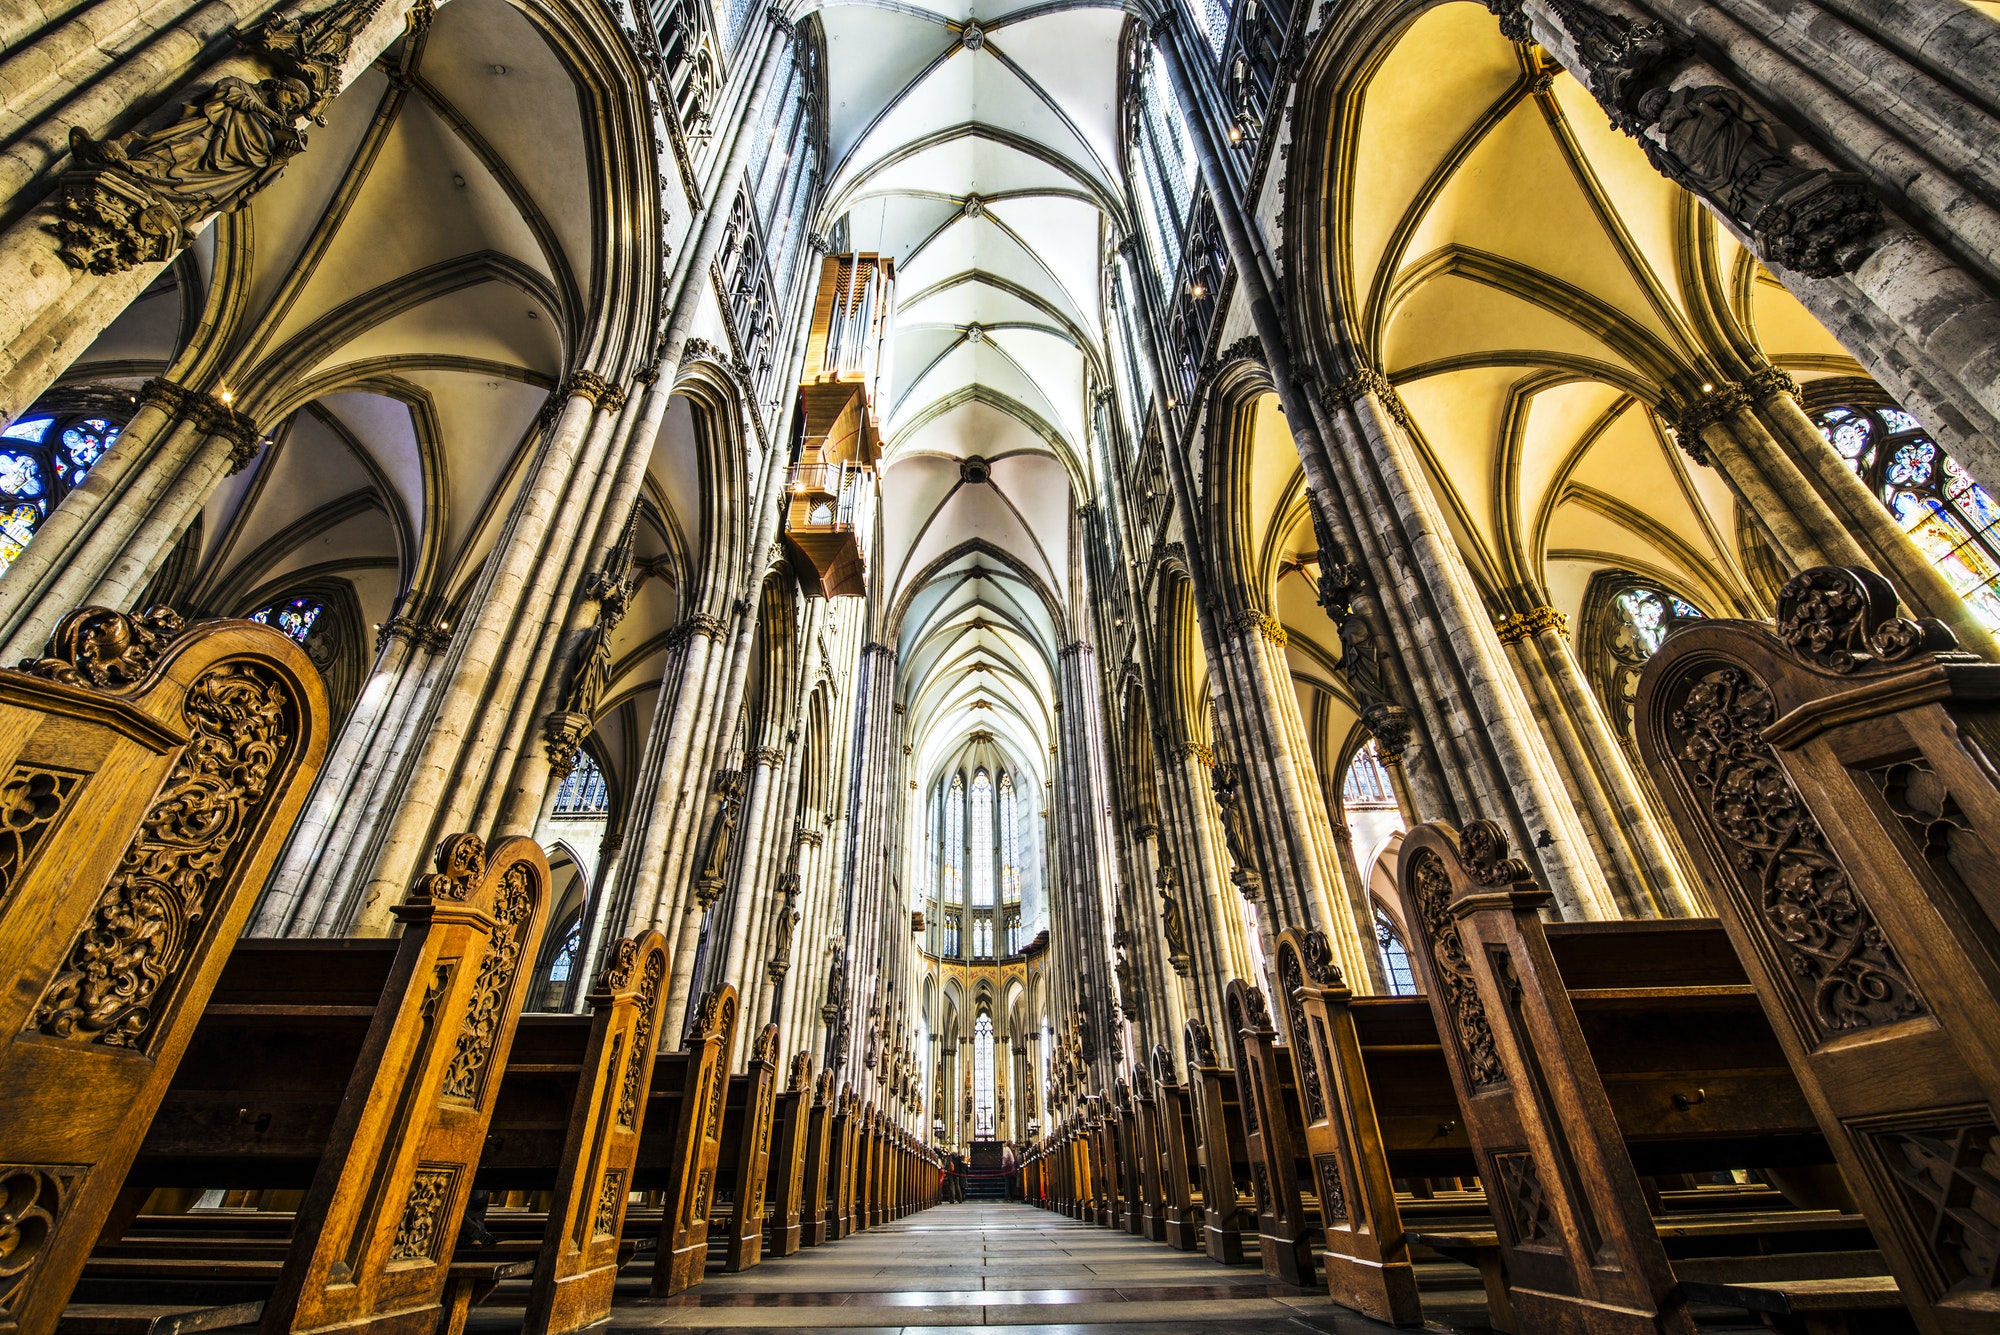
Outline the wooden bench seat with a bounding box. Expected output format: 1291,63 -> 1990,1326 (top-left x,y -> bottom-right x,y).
72,837 -> 627,1335
55,1301 -> 267,1335
1395,818 -> 1900,1335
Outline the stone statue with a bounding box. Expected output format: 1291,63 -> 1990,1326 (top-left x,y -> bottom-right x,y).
1209,762 -> 1260,893
1157,864 -> 1191,978
692,770 -> 745,901
1635,85 -> 1877,276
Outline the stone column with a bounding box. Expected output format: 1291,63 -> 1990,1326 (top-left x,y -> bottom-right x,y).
1319,378 -> 1623,919
1495,608 -> 1699,917
251,604 -> 450,934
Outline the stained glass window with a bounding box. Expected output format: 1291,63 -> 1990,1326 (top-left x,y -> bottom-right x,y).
1375,908 -> 1417,996
970,769 -> 994,907
1817,402 -> 2000,630
999,772 -> 1020,903
1589,581 -> 1704,743
1132,47 -> 1198,286
249,596 -> 325,644
547,917 -> 583,984
553,753 -> 610,815
0,411 -> 125,576
973,1014 -> 996,1137
943,774 -> 964,906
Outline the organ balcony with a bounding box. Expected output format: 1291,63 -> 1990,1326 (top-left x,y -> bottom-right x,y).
784,252 -> 894,598
782,460 -> 876,598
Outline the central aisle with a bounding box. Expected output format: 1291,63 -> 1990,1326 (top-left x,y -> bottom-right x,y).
597,1203 -> 1393,1332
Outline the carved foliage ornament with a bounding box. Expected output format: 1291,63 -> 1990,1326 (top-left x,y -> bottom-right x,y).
1773,565 -> 1959,674
22,605 -> 185,690
1408,849 -> 1505,1087
617,951 -> 665,1129
0,1166 -> 74,1322
1276,947 -> 1327,1122
55,0 -> 402,273
439,860 -> 538,1103
33,663 -> 295,1048
1663,662 -> 1926,1035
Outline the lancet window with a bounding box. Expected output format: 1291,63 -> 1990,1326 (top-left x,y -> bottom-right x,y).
553,753 -> 611,816
1374,907 -> 1417,997
970,770 -> 994,908
942,774 -> 964,906
1583,577 -> 1705,744
974,1013 -> 996,1137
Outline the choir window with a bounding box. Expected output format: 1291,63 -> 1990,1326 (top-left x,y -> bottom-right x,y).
942,774 -> 964,906
973,1014 -> 996,1137
999,771 -> 1021,903
970,769 -> 994,907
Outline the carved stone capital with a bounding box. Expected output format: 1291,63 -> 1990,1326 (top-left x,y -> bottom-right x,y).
1494,606 -> 1569,644
1746,365 -> 1802,405
1670,382 -> 1751,463
1329,367 -> 1414,431
569,369 -> 613,405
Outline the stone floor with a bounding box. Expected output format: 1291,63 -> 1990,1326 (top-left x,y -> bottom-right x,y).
468,1201 -> 1780,1335
478,1203 -> 1457,1335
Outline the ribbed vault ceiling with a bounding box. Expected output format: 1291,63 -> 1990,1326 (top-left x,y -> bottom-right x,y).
810,0 -> 1129,802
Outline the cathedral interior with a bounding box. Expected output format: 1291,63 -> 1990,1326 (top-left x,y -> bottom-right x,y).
6,0 -> 2000,1331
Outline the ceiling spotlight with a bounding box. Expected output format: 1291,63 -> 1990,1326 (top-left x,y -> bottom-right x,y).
1190,283 -> 1206,298
1226,124 -> 1242,143
1700,382 -> 1715,393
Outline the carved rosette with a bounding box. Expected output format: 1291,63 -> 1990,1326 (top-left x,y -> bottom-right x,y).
31,662 -> 296,1048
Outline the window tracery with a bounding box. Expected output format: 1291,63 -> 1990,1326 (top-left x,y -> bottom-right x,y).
553,752 -> 610,816
1815,402 -> 2000,630
970,769 -> 994,908
0,412 -> 123,574
943,773 -> 964,907
1582,576 -> 1706,743
1374,907 -> 1417,997
248,595 -> 325,645
974,1013 -> 996,1136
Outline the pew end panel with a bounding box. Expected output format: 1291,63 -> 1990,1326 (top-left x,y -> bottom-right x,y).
265,833 -> 553,1335
1398,820 -> 1690,1335
520,930 -> 673,1335
0,610 -> 329,1335
1637,568 -> 2000,1335
1275,929 -> 1425,1327
647,985 -> 737,1297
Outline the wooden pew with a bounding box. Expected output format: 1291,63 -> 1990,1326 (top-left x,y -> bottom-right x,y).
472,929 -> 673,1334
644,986 -> 738,1296
89,834 -> 552,1335
1397,817 -> 1888,1335
1184,1018 -> 1256,1264
1636,565 -> 2000,1335
1128,1067 -> 1168,1243
1113,1082 -> 1144,1233
1224,978 -> 1318,1286
764,1053 -> 816,1256
0,608 -> 328,1335
826,1087 -> 858,1239
1146,1044 -> 1207,1251
1272,927 -> 1467,1326
708,1024 -> 781,1272
797,1071 -> 837,1245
